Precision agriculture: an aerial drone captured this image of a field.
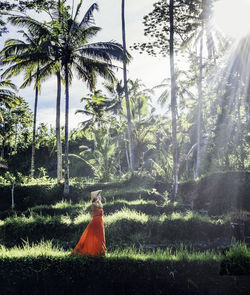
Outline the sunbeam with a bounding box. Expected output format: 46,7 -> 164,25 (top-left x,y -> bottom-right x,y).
213,0 -> 250,39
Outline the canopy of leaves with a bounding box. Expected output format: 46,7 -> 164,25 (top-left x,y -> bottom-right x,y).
132,0 -> 202,56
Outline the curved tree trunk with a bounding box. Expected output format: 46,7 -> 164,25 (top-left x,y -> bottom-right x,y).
196,11 -> 204,178
170,0 -> 178,201
56,71 -> 63,183
31,86 -> 39,178
121,0 -> 134,172
63,62 -> 70,195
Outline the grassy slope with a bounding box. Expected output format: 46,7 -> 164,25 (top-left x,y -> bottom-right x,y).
0,175 -> 250,294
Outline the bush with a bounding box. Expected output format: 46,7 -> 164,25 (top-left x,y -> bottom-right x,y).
220,243 -> 250,275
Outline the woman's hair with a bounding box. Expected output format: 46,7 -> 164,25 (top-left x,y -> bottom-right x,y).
92,197 -> 98,203
92,192 -> 102,203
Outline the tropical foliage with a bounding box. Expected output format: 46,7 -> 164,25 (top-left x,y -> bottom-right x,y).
0,0 -> 249,192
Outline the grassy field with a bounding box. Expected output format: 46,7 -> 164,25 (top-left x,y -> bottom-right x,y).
0,176 -> 249,294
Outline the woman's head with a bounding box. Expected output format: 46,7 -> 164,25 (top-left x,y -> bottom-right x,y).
91,190 -> 102,202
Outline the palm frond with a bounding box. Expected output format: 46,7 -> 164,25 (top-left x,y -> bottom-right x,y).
157,89 -> 169,107
0,89 -> 16,97
74,0 -> 83,19
68,153 -> 96,172
75,109 -> 93,116
1,60 -> 38,78
79,3 -> 99,28
0,79 -> 17,90
8,15 -> 51,37
79,42 -> 125,63
0,41 -> 28,57
71,26 -> 101,44
74,57 -> 116,85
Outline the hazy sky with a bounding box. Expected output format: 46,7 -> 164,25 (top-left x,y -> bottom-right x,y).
2,0 -> 249,130
1,0 -> 169,130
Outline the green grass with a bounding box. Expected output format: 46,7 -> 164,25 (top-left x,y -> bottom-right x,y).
0,206 -> 229,249
1,198 -> 222,221
1,242 -> 249,295
0,206 -> 224,228
0,175 -> 249,294
107,246 -> 220,262
0,240 -> 66,258
0,240 -> 220,262
1,240 -> 250,264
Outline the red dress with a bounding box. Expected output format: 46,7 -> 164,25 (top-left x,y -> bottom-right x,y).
72,208 -> 106,256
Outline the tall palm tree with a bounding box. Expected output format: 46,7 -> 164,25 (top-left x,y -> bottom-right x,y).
121,0 -> 134,172
50,1 -> 125,194
1,14 -> 63,182
169,0 -> 178,201
183,0 -> 218,178
196,5 -> 204,179
3,1 -> 126,191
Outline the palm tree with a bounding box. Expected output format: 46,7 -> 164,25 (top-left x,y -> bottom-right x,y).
196,5 -> 204,179
55,70 -> 63,183
76,89 -> 117,128
103,80 -> 124,116
121,0 -> 134,172
1,14 -> 63,182
0,78 -> 20,159
0,29 -> 53,177
0,78 -> 20,122
3,1 -> 126,191
169,0 -> 178,201
50,1 -> 125,194
183,0 -> 218,178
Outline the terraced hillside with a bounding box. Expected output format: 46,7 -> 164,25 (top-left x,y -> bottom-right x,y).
0,176 -> 249,294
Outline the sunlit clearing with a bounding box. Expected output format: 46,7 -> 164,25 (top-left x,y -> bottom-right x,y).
213,0 -> 250,39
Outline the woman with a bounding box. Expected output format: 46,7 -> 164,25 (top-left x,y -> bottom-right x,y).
72,190 -> 106,256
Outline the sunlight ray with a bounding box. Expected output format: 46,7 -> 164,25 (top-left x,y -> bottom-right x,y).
213,0 -> 250,39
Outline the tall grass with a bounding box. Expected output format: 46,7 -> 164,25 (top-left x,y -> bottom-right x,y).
0,240 -> 221,261
108,246 -> 220,262
2,240 -> 249,263
0,240 -> 67,258
104,208 -> 149,225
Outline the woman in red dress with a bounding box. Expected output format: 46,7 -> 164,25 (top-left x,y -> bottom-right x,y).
72,190 -> 106,256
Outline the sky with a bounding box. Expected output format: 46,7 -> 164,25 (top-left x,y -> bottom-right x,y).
3,0 -> 248,130
1,0 -> 169,130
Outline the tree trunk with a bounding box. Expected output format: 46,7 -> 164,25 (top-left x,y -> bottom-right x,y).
31,86 -> 39,178
237,97 -> 244,169
11,182 -> 14,209
122,0 -> 135,172
125,144 -> 131,170
56,71 -> 63,183
1,135 -> 5,159
63,62 -> 70,195
14,123 -> 18,153
169,0 -> 178,200
0,147 -> 4,158
196,9 -> 204,178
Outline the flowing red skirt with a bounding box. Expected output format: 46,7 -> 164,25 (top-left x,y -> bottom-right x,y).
72,209 -> 106,256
